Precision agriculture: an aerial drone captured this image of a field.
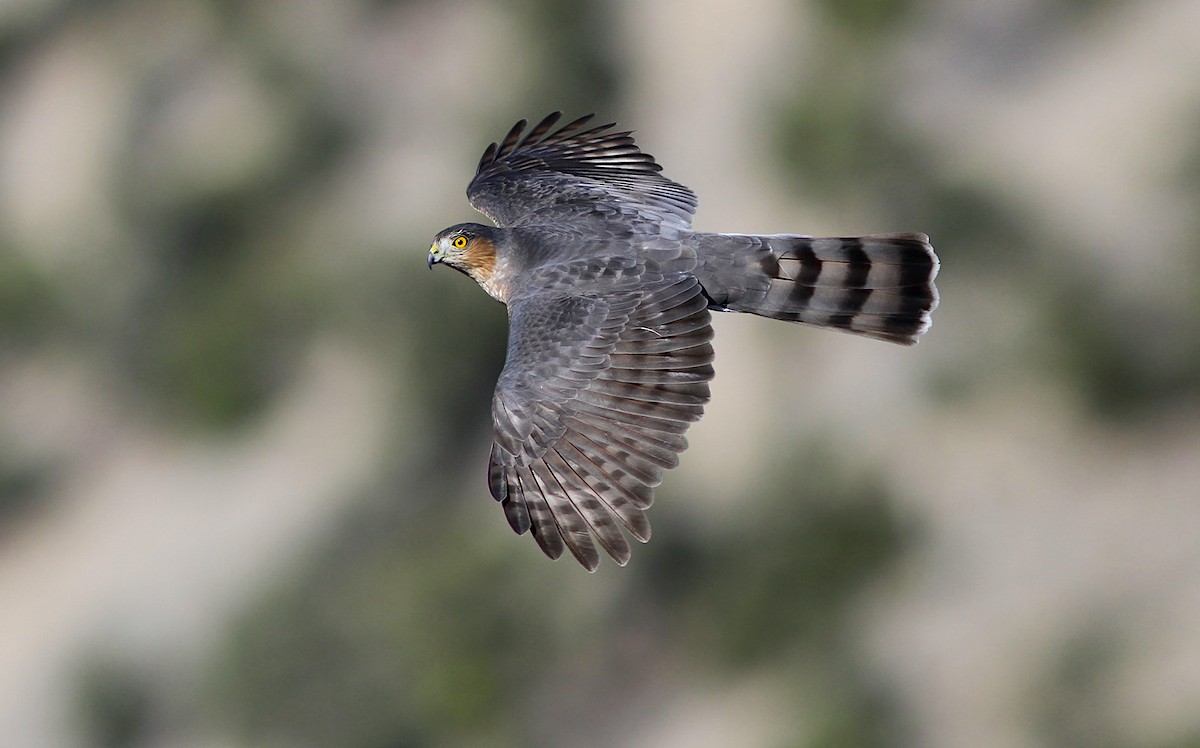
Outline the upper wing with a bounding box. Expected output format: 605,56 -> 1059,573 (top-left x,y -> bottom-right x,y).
467,112 -> 698,229
488,257 -> 714,570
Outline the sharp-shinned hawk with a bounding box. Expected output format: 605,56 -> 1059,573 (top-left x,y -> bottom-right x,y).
428,113 -> 939,571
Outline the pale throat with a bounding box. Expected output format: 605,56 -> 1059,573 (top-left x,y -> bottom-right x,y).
471,264 -> 511,303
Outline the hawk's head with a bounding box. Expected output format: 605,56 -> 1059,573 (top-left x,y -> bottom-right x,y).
428,223 -> 511,301
428,223 -> 497,273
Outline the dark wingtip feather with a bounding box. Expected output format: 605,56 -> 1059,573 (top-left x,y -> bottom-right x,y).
503,496 -> 531,534
487,459 -> 506,502
532,525 -> 565,560
551,113 -> 599,141
476,141 -> 499,173
516,112 -> 563,151
574,545 -> 601,572
496,118 -> 528,159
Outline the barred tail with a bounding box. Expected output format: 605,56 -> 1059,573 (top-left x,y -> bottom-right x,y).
693,232 -> 940,345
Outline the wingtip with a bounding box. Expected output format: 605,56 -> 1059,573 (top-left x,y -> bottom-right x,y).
554,113 -> 600,139
487,453 -> 508,501
506,119 -> 528,140
502,497 -> 531,535
496,117 -> 529,158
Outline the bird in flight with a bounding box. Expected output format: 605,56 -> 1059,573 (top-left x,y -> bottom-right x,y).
428,113 -> 939,571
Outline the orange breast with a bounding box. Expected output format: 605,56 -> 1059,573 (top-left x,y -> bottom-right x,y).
461,236 -> 496,277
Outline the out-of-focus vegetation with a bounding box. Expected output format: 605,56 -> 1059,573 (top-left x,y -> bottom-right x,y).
203,447 -> 908,747
2,1 -> 1199,748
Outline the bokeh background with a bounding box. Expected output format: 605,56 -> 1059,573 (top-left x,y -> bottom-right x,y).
3,0 -> 1200,746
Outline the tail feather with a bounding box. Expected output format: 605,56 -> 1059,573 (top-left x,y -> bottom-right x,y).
693,232 -> 940,344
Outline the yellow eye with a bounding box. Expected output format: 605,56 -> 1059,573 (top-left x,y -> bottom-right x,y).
452,235 -> 468,249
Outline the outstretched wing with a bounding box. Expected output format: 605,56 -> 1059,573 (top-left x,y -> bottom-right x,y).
489,257 -> 714,571
467,112 -> 698,230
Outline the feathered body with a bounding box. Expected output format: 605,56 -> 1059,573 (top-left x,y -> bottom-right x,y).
428,113 -> 939,570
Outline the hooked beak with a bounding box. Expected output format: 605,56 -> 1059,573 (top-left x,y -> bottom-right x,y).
427,245 -> 441,269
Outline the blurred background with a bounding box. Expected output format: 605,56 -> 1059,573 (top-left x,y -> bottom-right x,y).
2,0 -> 1199,746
